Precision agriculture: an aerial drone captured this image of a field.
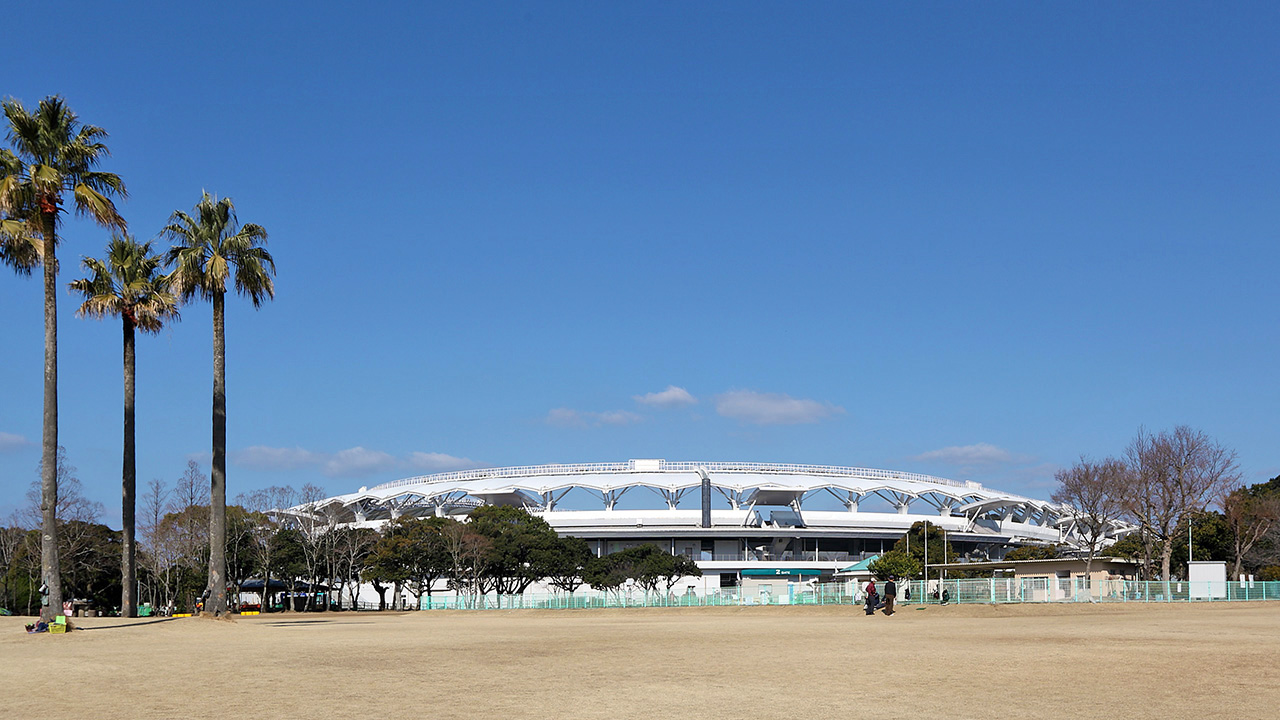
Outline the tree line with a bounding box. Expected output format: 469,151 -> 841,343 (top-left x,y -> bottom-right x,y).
1051,426 -> 1278,581
1,95 -> 272,620
280,502 -> 699,610
1,460 -> 701,615
867,426 -> 1280,583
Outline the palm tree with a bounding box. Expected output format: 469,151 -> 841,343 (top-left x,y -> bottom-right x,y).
0,96 -> 126,622
164,192 -> 274,616
70,235 -> 178,617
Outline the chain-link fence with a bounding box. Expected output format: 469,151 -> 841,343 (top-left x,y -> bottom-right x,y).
898,577 -> 1280,605
377,579 -> 1280,611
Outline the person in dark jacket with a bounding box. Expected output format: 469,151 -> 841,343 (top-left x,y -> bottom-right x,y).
883,577 -> 897,615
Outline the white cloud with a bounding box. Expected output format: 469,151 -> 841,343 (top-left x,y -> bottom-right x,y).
634,385 -> 697,408
714,390 -> 844,426
546,408 -> 643,428
231,445 -> 486,479
914,443 -> 1014,465
233,445 -> 321,471
322,447 -> 398,477
405,452 -> 487,472
0,431 -> 33,453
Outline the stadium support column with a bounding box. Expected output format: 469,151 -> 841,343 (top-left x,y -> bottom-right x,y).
698,468 -> 712,529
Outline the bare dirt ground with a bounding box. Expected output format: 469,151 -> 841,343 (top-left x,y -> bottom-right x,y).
2,601 -> 1277,719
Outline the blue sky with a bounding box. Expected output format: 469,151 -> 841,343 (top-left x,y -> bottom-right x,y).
2,2 -> 1277,525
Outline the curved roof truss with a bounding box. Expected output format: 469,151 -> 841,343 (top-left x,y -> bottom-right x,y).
288,459 -> 1087,537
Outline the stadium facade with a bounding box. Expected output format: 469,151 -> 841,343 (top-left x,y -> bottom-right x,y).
289,460 -> 1087,593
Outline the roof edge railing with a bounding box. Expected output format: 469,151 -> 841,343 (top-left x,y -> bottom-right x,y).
367,460 -> 977,493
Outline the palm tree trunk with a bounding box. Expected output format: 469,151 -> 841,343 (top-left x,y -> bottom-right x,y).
208,290 -> 228,615
39,209 -> 63,623
121,316 -> 137,617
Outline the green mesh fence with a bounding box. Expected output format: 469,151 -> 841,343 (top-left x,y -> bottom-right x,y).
895,578 -> 1280,605
407,580 -> 1280,611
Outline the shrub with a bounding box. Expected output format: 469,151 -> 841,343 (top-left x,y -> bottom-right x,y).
867,550 -> 921,580
1257,566 -> 1280,582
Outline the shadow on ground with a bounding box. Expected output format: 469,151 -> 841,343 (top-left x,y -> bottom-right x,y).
79,617 -> 179,630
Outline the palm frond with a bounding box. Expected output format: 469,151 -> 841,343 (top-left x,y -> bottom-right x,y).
71,182 -> 126,230
79,171 -> 128,200
69,234 -> 179,332
0,146 -> 41,274
0,217 -> 40,274
162,193 -> 275,308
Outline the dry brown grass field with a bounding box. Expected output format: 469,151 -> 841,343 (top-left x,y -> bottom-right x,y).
3,601 -> 1277,719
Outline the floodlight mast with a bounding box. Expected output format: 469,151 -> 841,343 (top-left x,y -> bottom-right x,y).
698,468 -> 712,529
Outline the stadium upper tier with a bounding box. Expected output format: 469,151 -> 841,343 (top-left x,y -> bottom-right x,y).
290,459 -> 1086,546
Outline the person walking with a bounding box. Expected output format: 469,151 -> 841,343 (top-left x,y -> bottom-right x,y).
883,576 -> 897,616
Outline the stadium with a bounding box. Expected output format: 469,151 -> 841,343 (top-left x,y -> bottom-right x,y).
289,459 -> 1091,595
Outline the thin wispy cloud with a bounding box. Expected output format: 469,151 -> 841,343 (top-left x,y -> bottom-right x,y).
913,443 -> 1014,465
0,431 -> 33,453
234,445 -> 319,471
232,445 -> 485,478
323,447 -> 398,477
405,451 -> 487,472
186,451 -> 213,465
714,390 -> 845,426
907,444 -> 1049,496
634,385 -> 697,408
546,408 -> 644,428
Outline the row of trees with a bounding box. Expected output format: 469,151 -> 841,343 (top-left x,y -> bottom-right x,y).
1,461 -> 703,615
1050,426 -> 1278,581
864,427 -> 1279,583
1,456 -> 228,615
361,506 -> 699,608
1,449 -> 122,614
1,95 -> 274,619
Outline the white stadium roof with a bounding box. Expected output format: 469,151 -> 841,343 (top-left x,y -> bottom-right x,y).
284,460 -> 1110,547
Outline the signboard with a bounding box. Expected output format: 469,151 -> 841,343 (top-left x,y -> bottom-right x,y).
740,568 -> 824,577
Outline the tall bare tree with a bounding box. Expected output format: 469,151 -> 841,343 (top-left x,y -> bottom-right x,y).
1123,426 -> 1241,581
238,485 -> 297,612
292,484 -> 329,611
138,477 -> 173,610
1052,456 -> 1129,595
331,527 -> 378,609
0,520 -> 25,612
166,460 -> 211,611
443,521 -> 490,609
